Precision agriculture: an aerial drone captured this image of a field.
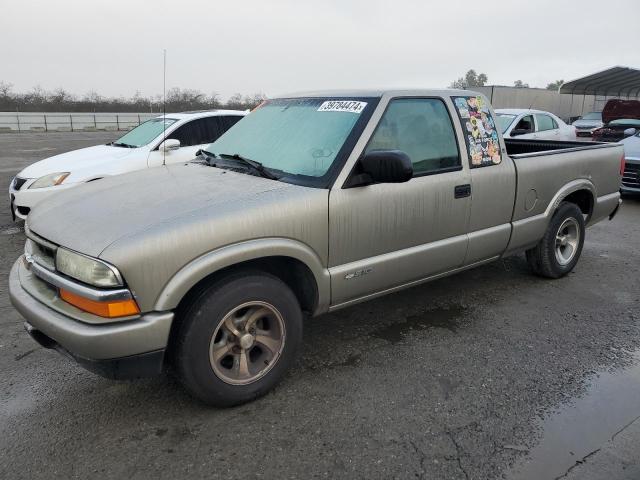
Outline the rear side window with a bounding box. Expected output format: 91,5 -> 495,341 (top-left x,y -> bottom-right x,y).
535,114 -> 556,132
220,115 -> 244,131
452,96 -> 502,167
168,117 -> 230,147
365,98 -> 460,176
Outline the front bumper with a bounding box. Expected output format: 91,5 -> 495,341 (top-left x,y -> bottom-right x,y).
9,259 -> 174,379
575,129 -> 594,137
574,125 -> 600,137
9,181 -> 76,220
621,184 -> 640,194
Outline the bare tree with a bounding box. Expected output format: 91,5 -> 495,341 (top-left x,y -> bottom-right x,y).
0,82 -> 266,112
0,80 -> 12,98
82,90 -> 103,104
50,87 -> 75,104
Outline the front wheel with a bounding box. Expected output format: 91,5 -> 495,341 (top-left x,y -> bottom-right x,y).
526,202 -> 585,279
172,271 -> 303,407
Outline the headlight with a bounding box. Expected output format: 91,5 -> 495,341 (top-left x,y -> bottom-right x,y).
56,248 -> 123,288
29,172 -> 70,189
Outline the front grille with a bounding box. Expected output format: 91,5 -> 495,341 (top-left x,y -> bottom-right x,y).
622,163 -> 640,189
12,177 -> 27,191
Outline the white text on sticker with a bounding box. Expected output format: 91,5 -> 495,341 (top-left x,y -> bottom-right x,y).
318,101 -> 367,114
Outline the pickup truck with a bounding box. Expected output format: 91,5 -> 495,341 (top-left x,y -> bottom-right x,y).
9,89 -> 623,407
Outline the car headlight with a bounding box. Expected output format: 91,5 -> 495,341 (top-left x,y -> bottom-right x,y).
29,172 -> 70,189
56,247 -> 123,288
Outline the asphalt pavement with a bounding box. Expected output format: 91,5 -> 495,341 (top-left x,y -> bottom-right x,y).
0,132 -> 639,479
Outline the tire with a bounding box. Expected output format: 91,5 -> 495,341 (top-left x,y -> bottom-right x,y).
172,271 -> 303,407
526,202 -> 585,279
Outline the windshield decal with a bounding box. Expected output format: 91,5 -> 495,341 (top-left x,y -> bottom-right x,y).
318,100 -> 367,114
452,96 -> 502,168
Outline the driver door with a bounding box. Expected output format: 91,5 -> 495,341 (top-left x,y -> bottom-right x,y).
328,97 -> 471,306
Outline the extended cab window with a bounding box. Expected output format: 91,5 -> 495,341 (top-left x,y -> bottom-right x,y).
451,95 -> 502,167
365,98 -> 460,175
535,114 -> 556,132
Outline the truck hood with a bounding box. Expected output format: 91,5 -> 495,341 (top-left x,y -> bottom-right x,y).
27,163 -> 295,257
573,118 -> 603,128
602,99 -> 640,124
18,144 -> 136,179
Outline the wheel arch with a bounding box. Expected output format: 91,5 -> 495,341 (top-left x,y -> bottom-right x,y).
154,238 -> 331,316
506,179 -> 596,256
545,179 -> 596,221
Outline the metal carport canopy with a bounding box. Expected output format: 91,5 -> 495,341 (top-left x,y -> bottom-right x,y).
559,66 -> 640,97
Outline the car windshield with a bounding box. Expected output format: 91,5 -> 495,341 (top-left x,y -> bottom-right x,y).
204,97 -> 375,187
113,118 -> 177,148
496,114 -> 517,133
610,119 -> 640,127
581,112 -> 602,121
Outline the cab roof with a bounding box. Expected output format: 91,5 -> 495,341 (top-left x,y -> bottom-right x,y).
274,88 -> 477,99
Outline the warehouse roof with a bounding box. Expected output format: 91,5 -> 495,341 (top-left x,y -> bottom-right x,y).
560,66 -> 640,97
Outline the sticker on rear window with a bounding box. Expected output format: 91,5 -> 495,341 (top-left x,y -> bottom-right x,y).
318,101 -> 367,114
452,96 -> 502,168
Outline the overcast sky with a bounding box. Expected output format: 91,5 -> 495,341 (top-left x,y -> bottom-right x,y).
2,0 -> 639,100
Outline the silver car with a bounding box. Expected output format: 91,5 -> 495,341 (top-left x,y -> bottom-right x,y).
572,111 -> 604,137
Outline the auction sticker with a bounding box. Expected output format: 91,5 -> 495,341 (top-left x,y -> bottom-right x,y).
318,100 -> 367,113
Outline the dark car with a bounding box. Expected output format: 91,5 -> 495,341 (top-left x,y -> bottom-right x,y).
592,99 -> 640,142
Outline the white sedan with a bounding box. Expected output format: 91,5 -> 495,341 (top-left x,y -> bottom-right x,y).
9,109 -> 247,220
495,108 -> 575,141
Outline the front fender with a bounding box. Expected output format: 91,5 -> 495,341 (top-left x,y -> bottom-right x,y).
153,238 -> 331,315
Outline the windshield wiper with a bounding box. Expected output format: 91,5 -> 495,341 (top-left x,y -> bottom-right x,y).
111,142 -> 136,148
202,151 -> 279,180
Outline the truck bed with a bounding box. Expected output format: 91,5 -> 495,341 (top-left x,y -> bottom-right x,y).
504,138 -> 623,255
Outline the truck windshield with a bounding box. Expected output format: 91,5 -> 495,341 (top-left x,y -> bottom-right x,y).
204,97 -> 376,187
496,114 -> 516,133
112,118 -> 177,148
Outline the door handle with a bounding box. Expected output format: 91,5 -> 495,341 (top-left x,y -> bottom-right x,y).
454,184 -> 471,199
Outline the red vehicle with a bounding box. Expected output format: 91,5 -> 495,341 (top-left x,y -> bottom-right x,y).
592,99 -> 640,142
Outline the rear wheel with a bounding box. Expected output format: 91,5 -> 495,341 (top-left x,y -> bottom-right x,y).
526,202 -> 585,279
173,271 -> 303,407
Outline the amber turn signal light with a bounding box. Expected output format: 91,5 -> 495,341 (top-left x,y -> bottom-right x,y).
60,289 -> 140,318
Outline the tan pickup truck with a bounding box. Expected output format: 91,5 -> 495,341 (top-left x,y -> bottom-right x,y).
10,89 -> 623,406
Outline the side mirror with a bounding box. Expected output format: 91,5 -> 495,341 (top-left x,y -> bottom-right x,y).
623,128 -> 637,138
511,129 -> 529,137
158,139 -> 180,152
348,150 -> 413,187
